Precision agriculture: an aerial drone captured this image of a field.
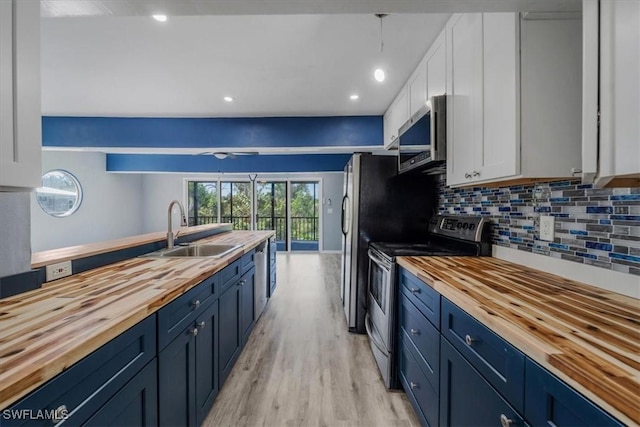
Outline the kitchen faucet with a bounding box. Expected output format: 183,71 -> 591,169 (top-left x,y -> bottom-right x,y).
167,200 -> 187,249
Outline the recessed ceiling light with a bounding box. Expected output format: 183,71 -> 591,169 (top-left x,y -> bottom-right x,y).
350,94 -> 359,101
223,96 -> 234,102
374,68 -> 386,83
152,14 -> 167,22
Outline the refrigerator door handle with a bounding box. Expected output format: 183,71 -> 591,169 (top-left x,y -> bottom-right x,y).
341,195 -> 350,235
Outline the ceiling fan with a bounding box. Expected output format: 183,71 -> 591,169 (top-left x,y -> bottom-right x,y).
197,151 -> 259,159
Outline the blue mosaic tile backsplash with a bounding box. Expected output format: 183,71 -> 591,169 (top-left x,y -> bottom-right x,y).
436,177 -> 640,276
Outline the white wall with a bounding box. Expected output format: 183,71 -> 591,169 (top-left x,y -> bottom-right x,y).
0,192 -> 31,277
31,151 -> 144,252
140,172 -> 344,251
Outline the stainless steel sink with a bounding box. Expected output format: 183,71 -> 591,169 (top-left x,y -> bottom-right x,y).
141,243 -> 243,258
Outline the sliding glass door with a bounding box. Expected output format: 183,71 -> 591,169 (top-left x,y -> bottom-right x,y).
187,181 -> 218,226
256,181 -> 287,251
187,178 -> 321,251
290,181 -> 319,251
220,181 -> 252,230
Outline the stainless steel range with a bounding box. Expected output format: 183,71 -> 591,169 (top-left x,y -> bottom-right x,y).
366,214 -> 490,389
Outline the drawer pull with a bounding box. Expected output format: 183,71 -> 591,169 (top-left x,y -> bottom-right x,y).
472,170 -> 481,177
465,334 -> 476,346
190,327 -> 199,336
500,414 -> 513,427
198,321 -> 206,329
410,381 -> 419,389
409,288 -> 421,294
192,299 -> 201,310
410,329 -> 420,336
52,405 -> 68,423
465,172 -> 472,179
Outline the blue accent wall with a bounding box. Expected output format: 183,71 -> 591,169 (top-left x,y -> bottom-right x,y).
43,116 -> 382,149
107,153 -> 352,173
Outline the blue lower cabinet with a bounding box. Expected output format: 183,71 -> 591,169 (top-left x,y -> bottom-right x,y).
398,332 -> 439,427
218,282 -> 242,387
5,316 -> 156,427
158,301 -> 220,427
84,359 -> 158,427
240,267 -> 256,347
441,298 -> 525,413
524,359 -> 623,427
158,325 -> 197,427
195,301 -> 219,426
439,336 -> 523,427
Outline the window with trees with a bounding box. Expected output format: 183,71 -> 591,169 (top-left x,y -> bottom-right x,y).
187,181 -> 218,226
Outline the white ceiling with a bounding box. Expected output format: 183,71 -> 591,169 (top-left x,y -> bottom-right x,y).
40,0 -> 581,118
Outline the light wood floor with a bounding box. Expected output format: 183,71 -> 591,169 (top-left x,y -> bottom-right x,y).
203,253 -> 420,427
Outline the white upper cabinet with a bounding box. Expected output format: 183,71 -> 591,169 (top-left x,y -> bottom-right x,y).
408,57 -> 427,118
383,26 -> 447,150
582,0 -> 640,187
383,86 -> 409,149
446,12 -> 583,187
0,0 -> 41,190
426,31 -> 446,100
446,13 -> 483,185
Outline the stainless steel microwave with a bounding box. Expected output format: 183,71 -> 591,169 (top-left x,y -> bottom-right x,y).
397,94 -> 446,174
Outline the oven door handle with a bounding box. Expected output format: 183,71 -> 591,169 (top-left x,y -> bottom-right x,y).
368,249 -> 392,272
365,313 -> 388,355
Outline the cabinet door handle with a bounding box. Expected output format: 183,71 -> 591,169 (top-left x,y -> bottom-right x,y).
190,327 -> 199,336
500,414 -> 513,427
192,300 -> 201,310
52,405 -> 68,423
464,172 -> 472,179
198,321 -> 206,329
409,288 -> 421,294
410,381 -> 419,389
239,280 -> 246,287
410,329 -> 420,336
472,170 -> 480,177
465,334 -> 476,346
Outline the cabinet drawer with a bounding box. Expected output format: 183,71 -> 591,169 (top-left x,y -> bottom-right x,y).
219,258 -> 242,295
398,293 -> 440,393
398,332 -> 439,427
6,316 -> 156,427
399,268 -> 440,330
240,250 -> 255,275
524,359 -> 623,427
441,298 -> 525,413
440,336 -> 524,427
157,273 -> 217,351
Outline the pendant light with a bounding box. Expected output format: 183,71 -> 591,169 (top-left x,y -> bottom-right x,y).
374,13 -> 388,83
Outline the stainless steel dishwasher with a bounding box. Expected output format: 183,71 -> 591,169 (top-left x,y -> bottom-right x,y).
254,241 -> 268,320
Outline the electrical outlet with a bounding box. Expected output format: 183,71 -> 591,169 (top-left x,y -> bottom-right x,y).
540,216 -> 555,242
46,261 -> 72,281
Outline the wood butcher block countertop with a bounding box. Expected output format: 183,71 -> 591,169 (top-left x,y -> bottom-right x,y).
31,223 -> 232,268
397,256 -> 640,426
0,230 -> 274,409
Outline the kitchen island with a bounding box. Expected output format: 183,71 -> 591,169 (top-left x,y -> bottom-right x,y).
397,255 -> 639,426
0,229 -> 274,412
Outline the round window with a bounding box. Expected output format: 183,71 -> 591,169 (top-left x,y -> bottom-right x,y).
36,170 -> 83,217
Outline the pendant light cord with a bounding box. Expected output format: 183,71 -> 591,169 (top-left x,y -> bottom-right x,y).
375,13 -> 388,54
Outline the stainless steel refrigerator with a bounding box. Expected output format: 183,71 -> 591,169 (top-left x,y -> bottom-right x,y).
340,153 -> 436,333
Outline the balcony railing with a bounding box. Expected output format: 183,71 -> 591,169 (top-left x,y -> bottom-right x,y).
188,215 -> 318,242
